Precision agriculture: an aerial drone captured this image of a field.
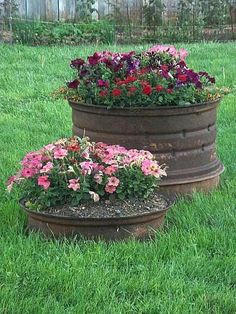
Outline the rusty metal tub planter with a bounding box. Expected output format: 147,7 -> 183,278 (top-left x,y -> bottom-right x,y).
20,197 -> 173,241
69,99 -> 224,196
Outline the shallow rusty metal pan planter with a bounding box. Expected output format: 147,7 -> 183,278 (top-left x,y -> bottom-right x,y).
20,196 -> 173,241
69,99 -> 224,196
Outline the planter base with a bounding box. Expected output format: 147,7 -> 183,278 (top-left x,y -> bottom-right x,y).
159,174 -> 221,197
21,196 -> 173,241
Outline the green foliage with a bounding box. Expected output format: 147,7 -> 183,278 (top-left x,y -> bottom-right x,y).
12,20 -> 115,45
76,0 -> 97,22
178,0 -> 230,28
143,0 -> 165,27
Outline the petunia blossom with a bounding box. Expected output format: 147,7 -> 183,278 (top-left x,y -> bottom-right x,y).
40,162 -> 53,173
54,148 -> 68,159
38,176 -> 50,190
68,178 -> 80,191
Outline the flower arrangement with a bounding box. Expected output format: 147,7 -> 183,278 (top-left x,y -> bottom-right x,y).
7,137 -> 166,210
58,44 -> 227,108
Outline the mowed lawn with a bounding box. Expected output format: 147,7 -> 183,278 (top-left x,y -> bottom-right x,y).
0,42 -> 236,314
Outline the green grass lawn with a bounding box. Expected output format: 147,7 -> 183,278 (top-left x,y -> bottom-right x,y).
0,42 -> 236,314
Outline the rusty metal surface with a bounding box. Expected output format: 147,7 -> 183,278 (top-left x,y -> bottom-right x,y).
159,175 -> 220,197
69,99 -> 224,194
20,196 -> 173,241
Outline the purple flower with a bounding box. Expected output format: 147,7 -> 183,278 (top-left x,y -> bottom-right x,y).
79,69 -> 89,78
208,77 -> 215,84
70,58 -> 85,69
199,71 -> 215,84
67,79 -> 80,89
195,81 -> 202,89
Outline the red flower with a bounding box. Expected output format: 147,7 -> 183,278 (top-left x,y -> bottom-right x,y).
177,74 -> 188,82
161,65 -> 169,72
128,86 -> 137,93
156,85 -> 164,92
166,88 -> 173,94
67,144 -> 80,152
125,76 -> 137,84
99,90 -> 108,97
116,80 -> 126,86
142,85 -> 152,95
137,67 -> 149,75
112,89 -> 122,97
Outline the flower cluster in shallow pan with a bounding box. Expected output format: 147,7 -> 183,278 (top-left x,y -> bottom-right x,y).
7,137 -> 166,210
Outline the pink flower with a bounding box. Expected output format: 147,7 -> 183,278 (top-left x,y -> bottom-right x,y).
104,165 -> 118,176
89,191 -> 100,202
40,162 -> 53,173
107,176 -> 120,187
141,160 -> 166,178
148,45 -> 188,61
179,48 -> 188,60
38,176 -> 50,190
81,150 -> 90,159
44,144 -> 55,151
80,161 -> 98,175
105,176 -> 120,194
105,185 -> 117,194
21,168 -> 36,178
68,178 -> 80,191
54,148 -> 68,159
94,172 -> 103,184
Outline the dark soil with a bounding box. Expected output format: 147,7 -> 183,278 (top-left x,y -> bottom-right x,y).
43,193 -> 169,219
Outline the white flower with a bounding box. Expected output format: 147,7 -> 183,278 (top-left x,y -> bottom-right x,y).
89,191 -> 100,202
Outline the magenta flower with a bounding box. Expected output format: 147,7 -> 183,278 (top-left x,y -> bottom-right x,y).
68,178 -> 80,191
38,176 -> 50,190
21,168 -> 36,178
97,79 -> 109,88
88,52 -> 100,65
67,79 -> 80,89
54,148 -> 68,159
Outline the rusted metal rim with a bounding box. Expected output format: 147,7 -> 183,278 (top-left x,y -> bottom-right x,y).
19,195 -> 173,227
160,161 -> 225,186
69,99 -> 221,117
